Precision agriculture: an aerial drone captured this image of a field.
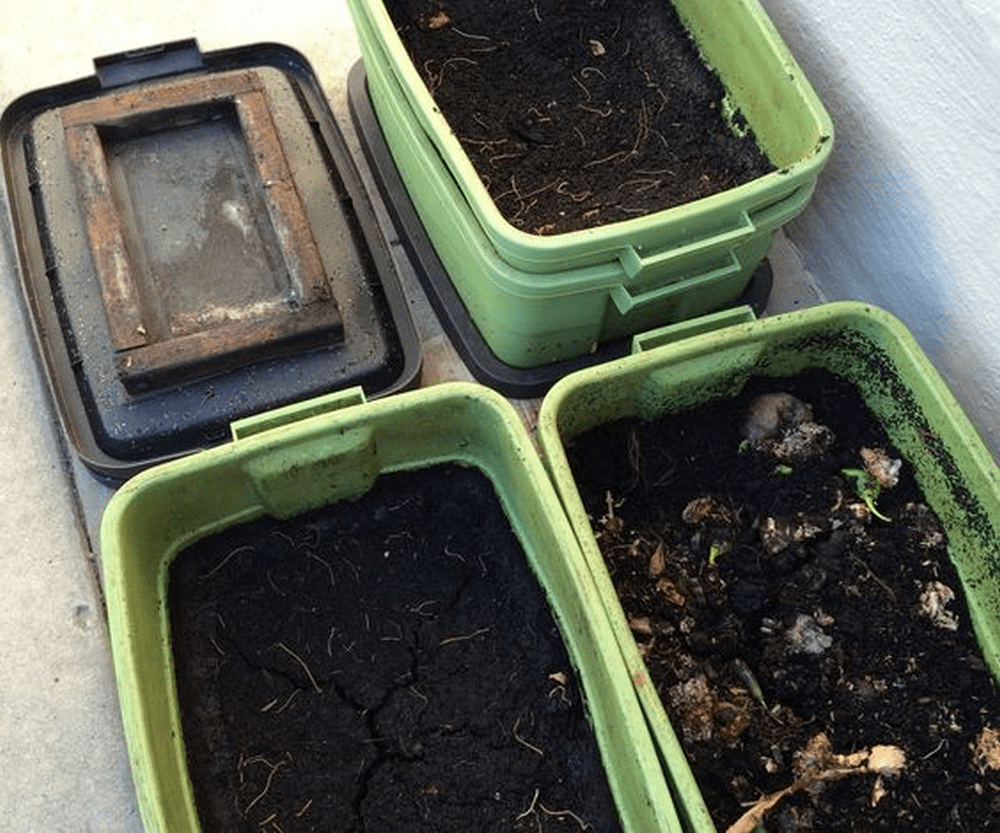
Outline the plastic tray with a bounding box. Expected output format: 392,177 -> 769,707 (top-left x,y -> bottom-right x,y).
346,0 -> 831,368
537,302 -> 1000,831
101,382 -> 683,832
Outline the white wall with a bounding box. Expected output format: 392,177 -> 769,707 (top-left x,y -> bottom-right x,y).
758,0 -> 1000,459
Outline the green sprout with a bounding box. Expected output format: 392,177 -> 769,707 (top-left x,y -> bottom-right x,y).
708,543 -> 725,567
773,464 -> 794,476
734,658 -> 767,709
841,468 -> 891,522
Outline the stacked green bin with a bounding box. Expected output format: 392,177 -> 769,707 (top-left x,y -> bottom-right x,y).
346,0 -> 833,368
536,302 -> 1000,831
101,383 -> 682,833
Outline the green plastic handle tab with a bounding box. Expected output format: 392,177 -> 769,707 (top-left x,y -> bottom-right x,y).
631,305 -> 757,354
230,387 -> 368,441
616,210 -> 755,281
611,250 -> 744,315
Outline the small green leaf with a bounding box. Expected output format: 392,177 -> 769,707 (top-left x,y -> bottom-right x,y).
773,464 -> 794,476
708,543 -> 725,567
841,468 -> 891,522
734,658 -> 767,708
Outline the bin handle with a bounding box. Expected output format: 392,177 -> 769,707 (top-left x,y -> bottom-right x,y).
617,210 -> 755,282
230,387 -> 368,441
610,250 -> 743,315
631,306 -> 757,354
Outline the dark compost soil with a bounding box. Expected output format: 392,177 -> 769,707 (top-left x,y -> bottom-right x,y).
383,0 -> 774,234
169,464 -> 623,833
565,369 -> 1000,831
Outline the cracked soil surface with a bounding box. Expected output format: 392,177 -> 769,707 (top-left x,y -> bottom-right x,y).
169,464 -> 622,832
383,0 -> 773,234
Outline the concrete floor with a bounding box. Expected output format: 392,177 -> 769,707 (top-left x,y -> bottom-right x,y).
0,2 -> 823,828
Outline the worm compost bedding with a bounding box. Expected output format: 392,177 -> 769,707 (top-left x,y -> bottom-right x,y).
565,369 -> 1000,831
169,464 -> 622,832
383,0 -> 773,234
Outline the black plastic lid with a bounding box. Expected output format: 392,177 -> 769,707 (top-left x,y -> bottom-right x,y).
2,41 -> 421,482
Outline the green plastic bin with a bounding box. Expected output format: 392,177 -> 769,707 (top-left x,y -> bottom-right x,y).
101,382 -> 681,833
536,302 -> 1000,831
346,0 -> 832,368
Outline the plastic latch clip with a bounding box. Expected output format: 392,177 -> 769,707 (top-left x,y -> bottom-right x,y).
94,39 -> 204,89
631,305 -> 758,354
